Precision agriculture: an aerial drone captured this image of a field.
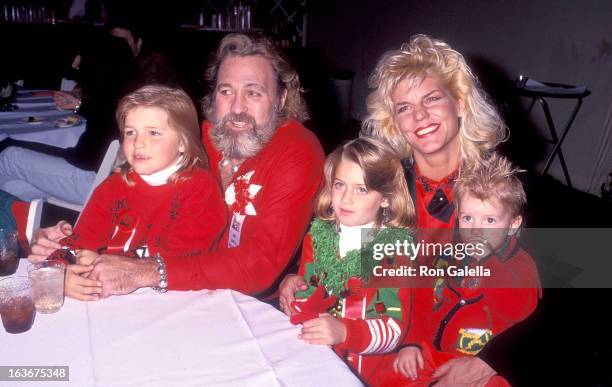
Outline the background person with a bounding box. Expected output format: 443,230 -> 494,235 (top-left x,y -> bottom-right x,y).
0,34 -> 140,205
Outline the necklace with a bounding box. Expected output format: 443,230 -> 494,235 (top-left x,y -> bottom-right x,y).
219,157 -> 241,174
218,151 -> 244,175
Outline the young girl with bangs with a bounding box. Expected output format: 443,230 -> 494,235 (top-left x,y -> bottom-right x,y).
41,85 -> 226,300
286,137 -> 419,385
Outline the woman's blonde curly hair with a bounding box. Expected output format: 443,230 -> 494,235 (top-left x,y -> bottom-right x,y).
361,34 -> 508,167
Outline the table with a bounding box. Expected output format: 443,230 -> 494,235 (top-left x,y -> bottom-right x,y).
0,260 -> 362,386
0,91 -> 86,149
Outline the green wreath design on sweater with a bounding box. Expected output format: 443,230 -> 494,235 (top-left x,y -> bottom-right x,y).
309,218 -> 413,296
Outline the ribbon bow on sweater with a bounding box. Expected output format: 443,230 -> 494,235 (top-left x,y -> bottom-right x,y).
225,171 -> 262,216
290,286 -> 338,325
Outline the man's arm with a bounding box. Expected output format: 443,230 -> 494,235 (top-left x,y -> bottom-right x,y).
88,255 -> 160,298
166,131 -> 324,295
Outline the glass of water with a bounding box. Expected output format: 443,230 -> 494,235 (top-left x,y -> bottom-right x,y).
28,260 -> 66,314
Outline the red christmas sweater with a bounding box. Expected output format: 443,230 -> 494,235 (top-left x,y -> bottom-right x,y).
62,169 -> 226,260
386,237 -> 540,386
166,119 -> 325,295
403,236 -> 541,355
295,221 -> 413,386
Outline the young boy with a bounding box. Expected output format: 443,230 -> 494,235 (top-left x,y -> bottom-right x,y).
391,154 -> 541,386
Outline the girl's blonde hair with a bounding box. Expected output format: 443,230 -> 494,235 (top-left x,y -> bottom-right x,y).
361,34 -> 508,168
115,85 -> 208,184
316,137 -> 415,228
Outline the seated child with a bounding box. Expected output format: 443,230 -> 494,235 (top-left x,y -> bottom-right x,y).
392,153 -> 541,386
289,137 -> 417,385
38,85 -> 226,300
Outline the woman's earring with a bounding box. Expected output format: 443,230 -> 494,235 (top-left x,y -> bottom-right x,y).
382,207 -> 390,224
327,205 -> 334,216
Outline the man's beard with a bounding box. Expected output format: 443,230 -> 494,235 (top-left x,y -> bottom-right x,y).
210,109 -> 278,159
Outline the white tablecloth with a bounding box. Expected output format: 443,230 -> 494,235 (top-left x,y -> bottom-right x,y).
0,260 -> 362,386
0,92 -> 85,149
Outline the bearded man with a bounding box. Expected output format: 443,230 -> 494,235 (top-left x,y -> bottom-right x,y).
29,33 -> 325,298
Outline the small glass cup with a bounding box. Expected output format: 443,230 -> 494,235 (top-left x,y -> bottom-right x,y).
0,276 -> 36,334
0,229 -> 19,277
28,260 -> 66,314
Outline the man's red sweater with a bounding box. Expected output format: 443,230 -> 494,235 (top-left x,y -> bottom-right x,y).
166,119 -> 324,296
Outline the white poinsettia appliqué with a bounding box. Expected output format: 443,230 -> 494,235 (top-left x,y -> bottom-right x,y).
225,171 -> 262,216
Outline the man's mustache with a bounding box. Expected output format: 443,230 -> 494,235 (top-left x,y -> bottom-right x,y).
220,113 -> 257,129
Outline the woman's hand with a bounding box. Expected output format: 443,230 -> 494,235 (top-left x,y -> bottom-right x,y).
432,356 -> 496,387
53,91 -> 80,111
298,313 -> 346,345
28,221 -> 73,262
278,274 -> 308,316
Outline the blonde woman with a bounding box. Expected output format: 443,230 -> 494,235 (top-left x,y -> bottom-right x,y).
362,34 -> 507,231
360,34 -> 509,386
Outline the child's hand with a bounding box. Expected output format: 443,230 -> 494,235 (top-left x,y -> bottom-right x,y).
65,264 -> 102,301
298,313 -> 346,345
394,346 -> 424,381
76,249 -> 99,266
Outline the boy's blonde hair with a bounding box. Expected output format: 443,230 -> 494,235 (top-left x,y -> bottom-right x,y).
453,153 -> 526,217
115,85 -> 208,184
316,137 -> 415,228
361,34 -> 508,168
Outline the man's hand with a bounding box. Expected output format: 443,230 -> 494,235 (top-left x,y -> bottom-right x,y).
278,274 -> 308,316
432,356 -> 496,387
28,221 -> 73,262
394,346 -> 424,380
298,313 -> 346,345
89,255 -> 160,298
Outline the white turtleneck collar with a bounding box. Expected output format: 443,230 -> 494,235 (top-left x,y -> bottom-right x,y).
139,157 -> 183,186
338,222 -> 377,258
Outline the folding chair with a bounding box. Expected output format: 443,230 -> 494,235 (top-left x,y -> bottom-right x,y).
26,139 -> 121,241
514,76 -> 591,188
60,78 -> 77,92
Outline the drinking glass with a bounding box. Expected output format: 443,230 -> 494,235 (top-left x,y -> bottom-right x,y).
0,229 -> 19,276
28,260 -> 66,314
0,276 -> 36,334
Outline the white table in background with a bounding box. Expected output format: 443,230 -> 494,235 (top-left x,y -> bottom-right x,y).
0,260 -> 362,386
0,93 -> 85,149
